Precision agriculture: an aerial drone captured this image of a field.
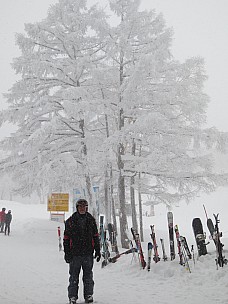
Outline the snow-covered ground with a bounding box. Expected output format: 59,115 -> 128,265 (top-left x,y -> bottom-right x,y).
1,196 -> 228,304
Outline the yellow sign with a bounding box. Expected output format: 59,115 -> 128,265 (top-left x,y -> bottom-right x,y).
47,193 -> 69,212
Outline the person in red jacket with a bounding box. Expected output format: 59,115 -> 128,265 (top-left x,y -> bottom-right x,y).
0,207 -> 6,233
5,210 -> 12,236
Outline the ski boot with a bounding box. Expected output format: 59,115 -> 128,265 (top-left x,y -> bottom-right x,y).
85,295 -> 93,303
69,296 -> 77,304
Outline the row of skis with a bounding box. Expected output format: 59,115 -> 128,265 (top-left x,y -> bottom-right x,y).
99,206 -> 227,272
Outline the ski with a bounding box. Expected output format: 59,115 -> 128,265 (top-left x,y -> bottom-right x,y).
99,215 -> 110,268
179,236 -> 192,259
160,239 -> 168,261
167,212 -> 175,260
203,204 -> 216,245
107,223 -> 119,254
180,236 -> 191,273
147,242 -> 153,271
150,225 -> 160,263
174,224 -> 183,265
108,247 -> 137,263
192,218 -> 207,257
131,228 -> 147,269
213,213 -> 227,268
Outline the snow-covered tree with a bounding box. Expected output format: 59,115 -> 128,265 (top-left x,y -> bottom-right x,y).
0,0 -> 110,217
98,0 -> 228,245
0,0 -> 228,248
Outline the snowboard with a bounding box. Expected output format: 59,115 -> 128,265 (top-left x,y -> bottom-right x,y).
192,218 -> 207,256
207,218 -> 216,245
203,204 -> 216,245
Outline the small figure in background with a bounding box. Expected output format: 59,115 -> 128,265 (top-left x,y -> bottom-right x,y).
0,207 -> 6,233
5,210 -> 12,236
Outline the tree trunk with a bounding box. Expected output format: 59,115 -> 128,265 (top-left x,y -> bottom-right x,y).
104,168 -> 111,224
110,165 -> 118,233
79,118 -> 97,219
130,175 -> 138,231
118,170 -> 129,248
138,172 -> 144,242
103,113 -> 112,225
85,174 -> 96,216
117,100 -> 128,247
130,139 -> 138,231
117,46 -> 128,248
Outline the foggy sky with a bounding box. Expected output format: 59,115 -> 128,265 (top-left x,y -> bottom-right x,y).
1,0 -> 228,137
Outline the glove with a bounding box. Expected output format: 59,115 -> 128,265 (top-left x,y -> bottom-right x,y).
95,251 -> 101,262
64,253 -> 73,264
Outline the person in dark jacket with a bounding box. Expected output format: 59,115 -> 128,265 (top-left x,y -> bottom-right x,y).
0,207 -> 6,232
5,210 -> 12,236
63,199 -> 101,304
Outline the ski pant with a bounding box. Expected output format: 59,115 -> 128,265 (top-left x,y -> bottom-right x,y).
68,255 -> 94,300
5,223 -> 10,235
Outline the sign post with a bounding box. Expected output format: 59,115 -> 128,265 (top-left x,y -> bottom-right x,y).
47,193 -> 69,223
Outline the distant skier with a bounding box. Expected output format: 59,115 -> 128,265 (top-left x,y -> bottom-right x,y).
5,210 -> 12,236
0,207 -> 6,233
63,199 -> 101,304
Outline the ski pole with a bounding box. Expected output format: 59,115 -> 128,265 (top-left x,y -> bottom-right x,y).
130,241 -> 137,264
57,226 -> 62,251
191,245 -> 195,266
180,241 -> 191,273
203,204 -> 209,220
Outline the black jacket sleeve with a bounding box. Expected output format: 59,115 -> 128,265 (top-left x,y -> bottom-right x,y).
93,219 -> 100,253
63,218 -> 72,254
